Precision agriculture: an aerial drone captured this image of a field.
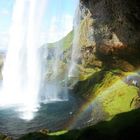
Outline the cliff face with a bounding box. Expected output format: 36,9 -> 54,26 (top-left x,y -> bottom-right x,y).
72,0 -> 140,121
80,0 -> 140,68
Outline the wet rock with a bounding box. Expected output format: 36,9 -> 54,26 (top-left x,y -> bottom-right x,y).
111,59 -> 135,72
39,129 -> 49,135
18,132 -> 48,140
81,46 -> 102,68
124,75 -> 140,88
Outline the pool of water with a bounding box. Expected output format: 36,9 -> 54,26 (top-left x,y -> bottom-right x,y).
0,93 -> 91,139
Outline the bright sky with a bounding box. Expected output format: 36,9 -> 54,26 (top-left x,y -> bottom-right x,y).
0,0 -> 79,50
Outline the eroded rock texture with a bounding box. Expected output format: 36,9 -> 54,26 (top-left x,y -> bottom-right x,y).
80,0 -> 140,70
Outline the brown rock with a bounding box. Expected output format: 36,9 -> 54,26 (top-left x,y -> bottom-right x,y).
81,0 -> 140,66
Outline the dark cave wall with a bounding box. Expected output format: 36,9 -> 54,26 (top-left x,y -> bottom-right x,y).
80,0 -> 140,65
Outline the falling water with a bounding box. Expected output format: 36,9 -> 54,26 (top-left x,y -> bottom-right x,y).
0,0 -> 47,120
68,1 -> 81,80
40,0 -> 71,103
0,0 -> 80,120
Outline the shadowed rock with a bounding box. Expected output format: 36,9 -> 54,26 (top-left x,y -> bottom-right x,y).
124,75 -> 140,88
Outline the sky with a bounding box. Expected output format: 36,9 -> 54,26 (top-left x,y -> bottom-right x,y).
0,0 -> 79,50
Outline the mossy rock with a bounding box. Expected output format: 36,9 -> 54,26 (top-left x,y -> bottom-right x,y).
90,71 -> 139,118
79,66 -> 101,81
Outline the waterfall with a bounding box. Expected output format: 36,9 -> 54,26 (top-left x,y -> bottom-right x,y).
0,0 -> 80,120
68,1 -> 81,85
0,0 -> 47,120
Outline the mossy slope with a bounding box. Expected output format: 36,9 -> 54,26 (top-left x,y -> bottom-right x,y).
17,108 -> 140,140
93,71 -> 138,118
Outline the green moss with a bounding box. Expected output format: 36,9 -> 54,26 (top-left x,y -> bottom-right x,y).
92,71 -> 120,97
102,81 -> 138,117
48,130 -> 68,136
79,66 -> 101,81
92,71 -> 138,118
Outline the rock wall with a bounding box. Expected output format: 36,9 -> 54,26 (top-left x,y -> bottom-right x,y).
80,0 -> 140,69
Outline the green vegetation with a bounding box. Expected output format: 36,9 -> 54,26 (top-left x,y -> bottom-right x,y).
47,31 -> 73,50
91,71 -> 139,118
17,108 -> 140,140
48,130 -> 68,136
79,65 -> 101,81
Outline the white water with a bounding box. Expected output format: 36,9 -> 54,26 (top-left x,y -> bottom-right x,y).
0,0 -> 80,121
0,0 -> 47,120
68,2 -> 81,78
